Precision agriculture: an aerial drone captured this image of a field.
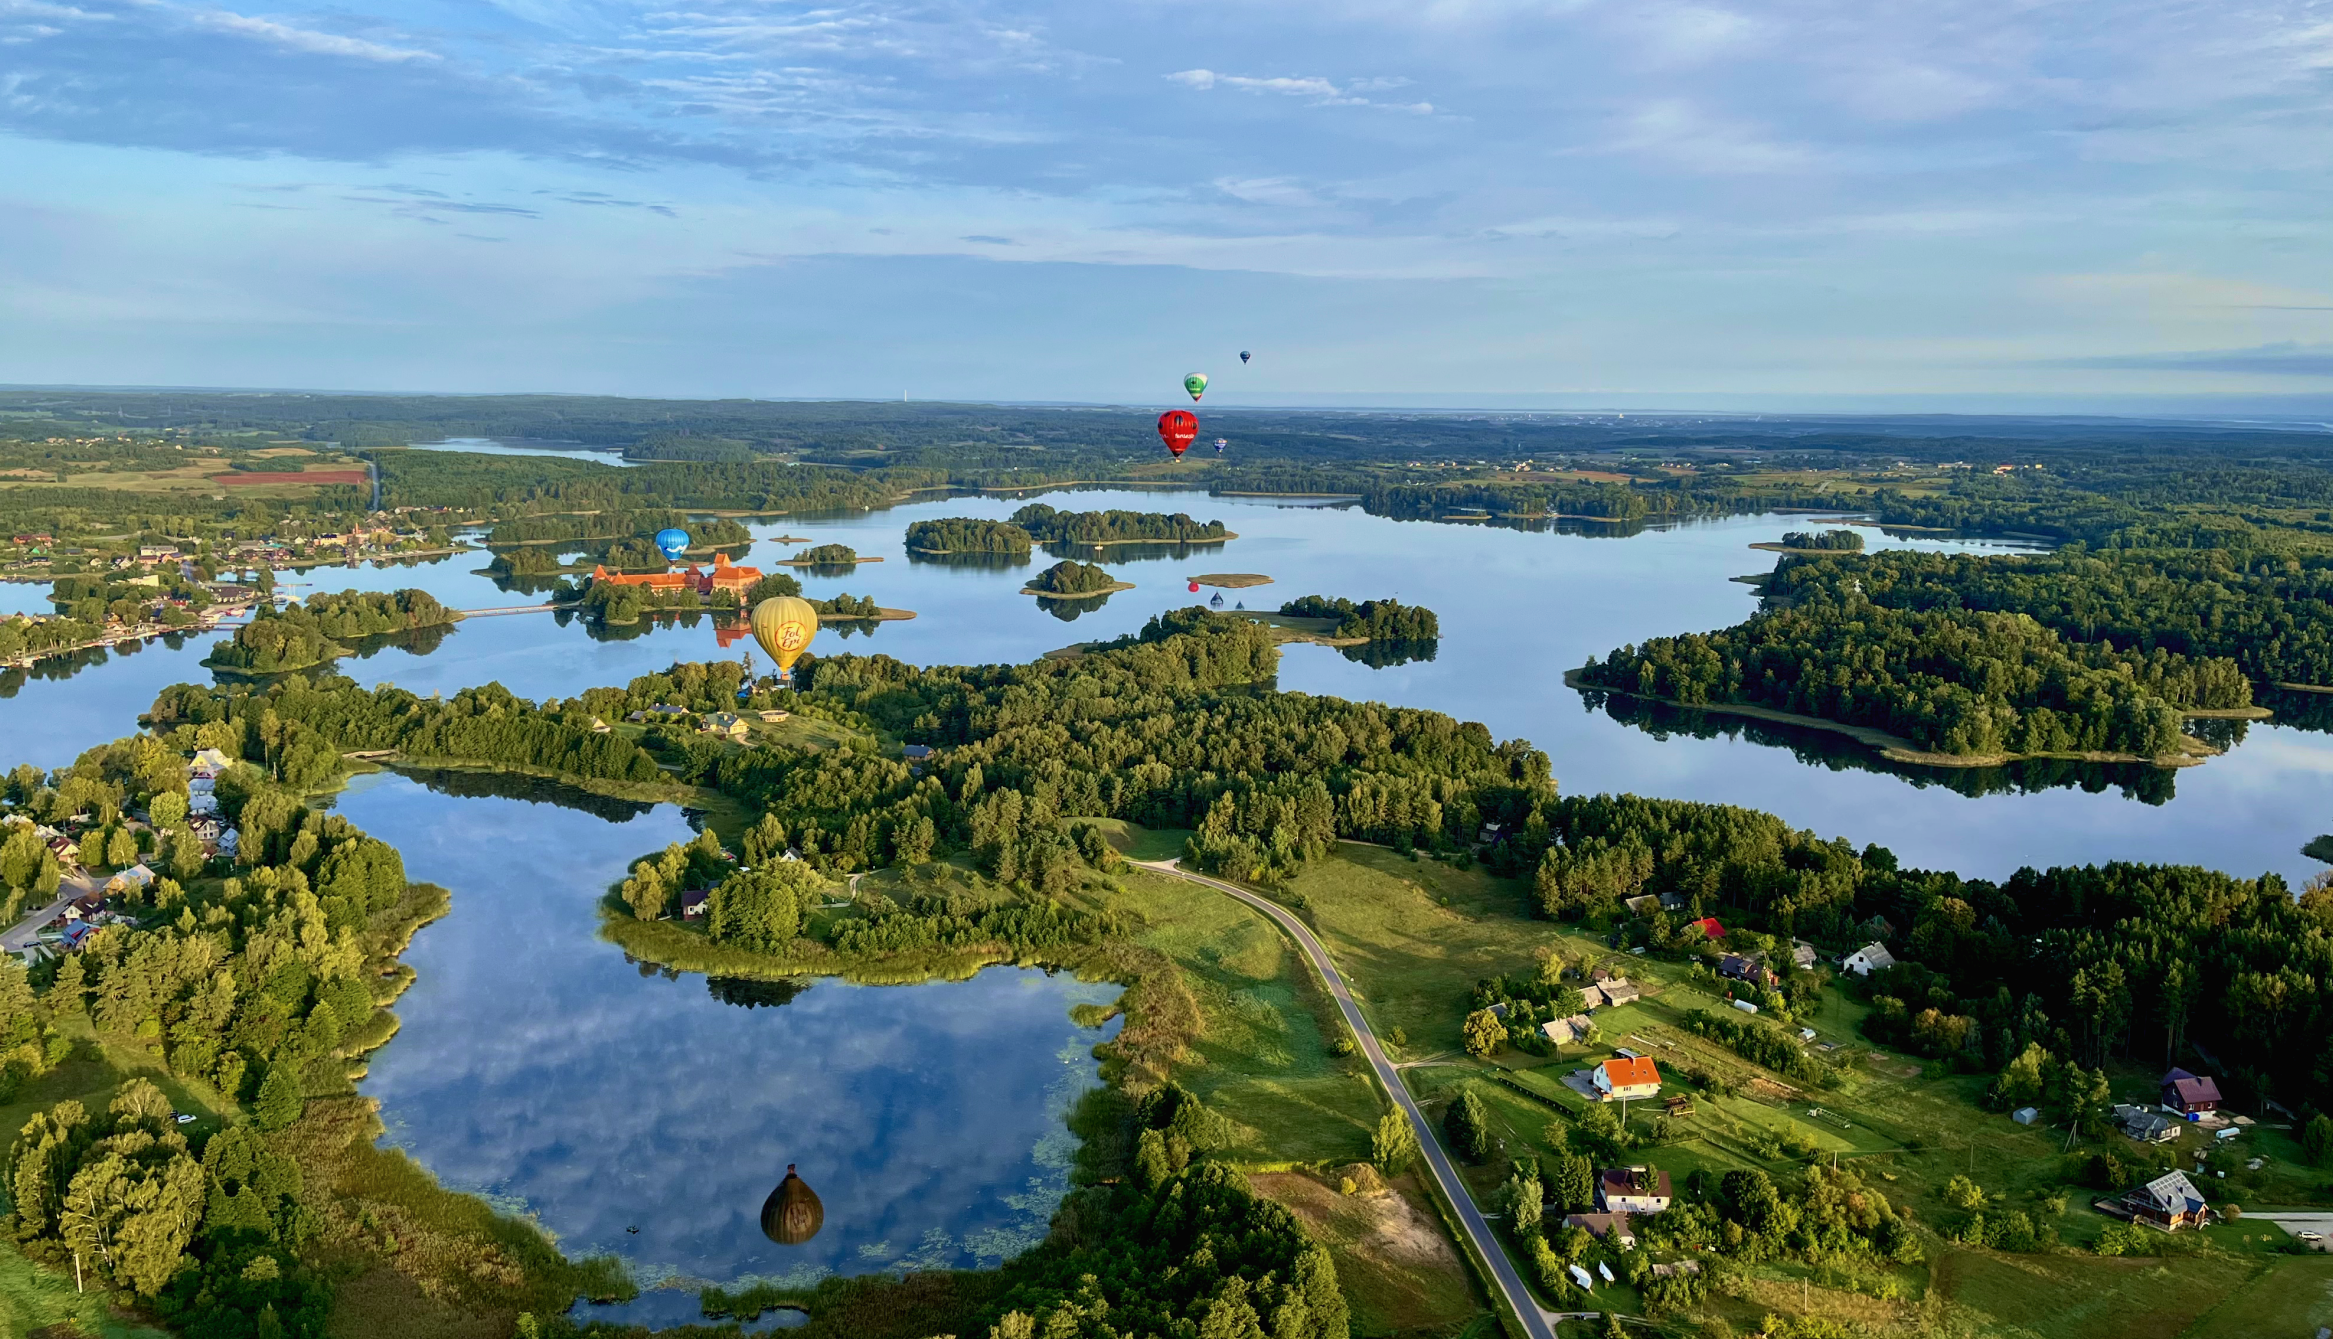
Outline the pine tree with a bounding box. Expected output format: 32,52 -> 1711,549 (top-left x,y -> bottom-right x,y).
254,1060 -> 303,1130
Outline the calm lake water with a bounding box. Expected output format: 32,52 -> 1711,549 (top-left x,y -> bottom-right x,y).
10,486 -> 2332,885
327,769 -> 1118,1316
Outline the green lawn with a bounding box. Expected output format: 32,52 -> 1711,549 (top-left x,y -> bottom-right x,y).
0,1239 -> 173,1338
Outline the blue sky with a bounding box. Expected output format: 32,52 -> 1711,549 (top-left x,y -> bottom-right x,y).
3,0 -> 2331,407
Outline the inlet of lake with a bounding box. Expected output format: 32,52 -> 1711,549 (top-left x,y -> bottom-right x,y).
8,484 -> 2333,1316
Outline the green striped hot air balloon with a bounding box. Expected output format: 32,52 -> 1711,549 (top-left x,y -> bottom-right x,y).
1183,372 -> 1208,402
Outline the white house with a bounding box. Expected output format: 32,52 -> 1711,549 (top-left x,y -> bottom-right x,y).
1596,1166 -> 1674,1215
1842,942 -> 1897,976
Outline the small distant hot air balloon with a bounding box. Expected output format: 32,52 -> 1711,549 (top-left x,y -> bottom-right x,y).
1213,438 -> 1227,455
1239,350 -> 1251,364
761,1165 -> 824,1246
750,595 -> 819,678
1183,372 -> 1208,402
1188,580 -> 1200,593
1157,410 -> 1198,458
654,528 -> 690,562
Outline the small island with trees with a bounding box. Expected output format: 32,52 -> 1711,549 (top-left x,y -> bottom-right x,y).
780,543 -> 882,567
1750,528 -> 1866,553
1021,560 -> 1134,599
903,517 -> 1033,555
205,589 -> 461,675
1010,503 -> 1234,546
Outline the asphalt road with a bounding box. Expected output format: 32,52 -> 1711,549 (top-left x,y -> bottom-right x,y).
0,872 -> 96,954
1133,859 -> 1559,1339
2248,1212 -> 2333,1250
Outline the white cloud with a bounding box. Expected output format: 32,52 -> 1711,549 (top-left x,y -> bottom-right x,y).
177,4 -> 436,62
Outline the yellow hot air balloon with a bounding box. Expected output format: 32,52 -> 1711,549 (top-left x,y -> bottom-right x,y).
751,595 -> 819,675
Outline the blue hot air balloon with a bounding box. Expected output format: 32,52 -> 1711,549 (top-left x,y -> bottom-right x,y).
654,528 -> 690,561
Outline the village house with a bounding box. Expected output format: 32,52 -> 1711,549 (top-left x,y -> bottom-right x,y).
903,744 -> 934,761
1686,916 -> 1725,941
1562,1212 -> 1636,1248
679,888 -> 713,919
1597,979 -> 1641,1006
2113,1103 -> 2179,1143
1790,939 -> 1819,969
1719,953 -> 1774,987
2162,1068 -> 2223,1115
2100,1170 -> 2213,1231
1622,894 -> 1660,917
1596,1166 -> 1674,1215
1540,1014 -> 1595,1046
1591,1055 -> 1661,1102
700,711 -> 750,741
1842,942 -> 1897,976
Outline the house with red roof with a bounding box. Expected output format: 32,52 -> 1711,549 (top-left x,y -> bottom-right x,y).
2161,1068 -> 2222,1115
1687,917 -> 1724,940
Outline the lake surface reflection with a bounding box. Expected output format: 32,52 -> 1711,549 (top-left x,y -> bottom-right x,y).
328,771 -> 1120,1302
10,488 -> 2333,885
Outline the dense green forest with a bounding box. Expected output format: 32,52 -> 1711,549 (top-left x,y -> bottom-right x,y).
1025,561 -> 1120,596
1278,595 -> 1442,642
1577,599 -> 2248,760
903,517 -> 1033,554
795,543 -> 860,565
204,589 -> 458,675
1765,547 -> 2333,688
1008,503 -> 1230,545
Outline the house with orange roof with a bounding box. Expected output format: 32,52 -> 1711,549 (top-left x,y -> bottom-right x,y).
1592,1055 -> 1661,1102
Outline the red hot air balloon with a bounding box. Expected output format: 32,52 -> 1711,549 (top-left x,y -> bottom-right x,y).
1157,410 -> 1198,458
1188,581 -> 1200,593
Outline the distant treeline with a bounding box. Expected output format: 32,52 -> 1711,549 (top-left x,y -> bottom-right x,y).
1009,503 -> 1229,545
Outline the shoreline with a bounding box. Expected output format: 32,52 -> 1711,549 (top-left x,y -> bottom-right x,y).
1561,668 -> 2242,771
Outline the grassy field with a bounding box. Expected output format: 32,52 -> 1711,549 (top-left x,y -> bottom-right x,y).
1266,841 -> 2327,1334
0,1239 -> 173,1338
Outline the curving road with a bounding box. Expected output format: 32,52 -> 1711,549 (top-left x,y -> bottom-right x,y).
1132,859 -> 1558,1339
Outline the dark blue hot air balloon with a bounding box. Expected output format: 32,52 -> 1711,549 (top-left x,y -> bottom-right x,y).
1239,350 -> 1251,364
654,528 -> 690,562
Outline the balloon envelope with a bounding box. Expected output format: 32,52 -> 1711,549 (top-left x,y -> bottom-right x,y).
750,595 -> 820,672
654,528 -> 690,561
1183,372 -> 1208,401
1157,410 -> 1198,458
1213,438 -> 1227,454
761,1166 -> 824,1246
1188,581 -> 1200,593
1239,350 -> 1251,364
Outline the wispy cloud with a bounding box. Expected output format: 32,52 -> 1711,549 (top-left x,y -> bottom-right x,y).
1165,68 -> 1433,113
